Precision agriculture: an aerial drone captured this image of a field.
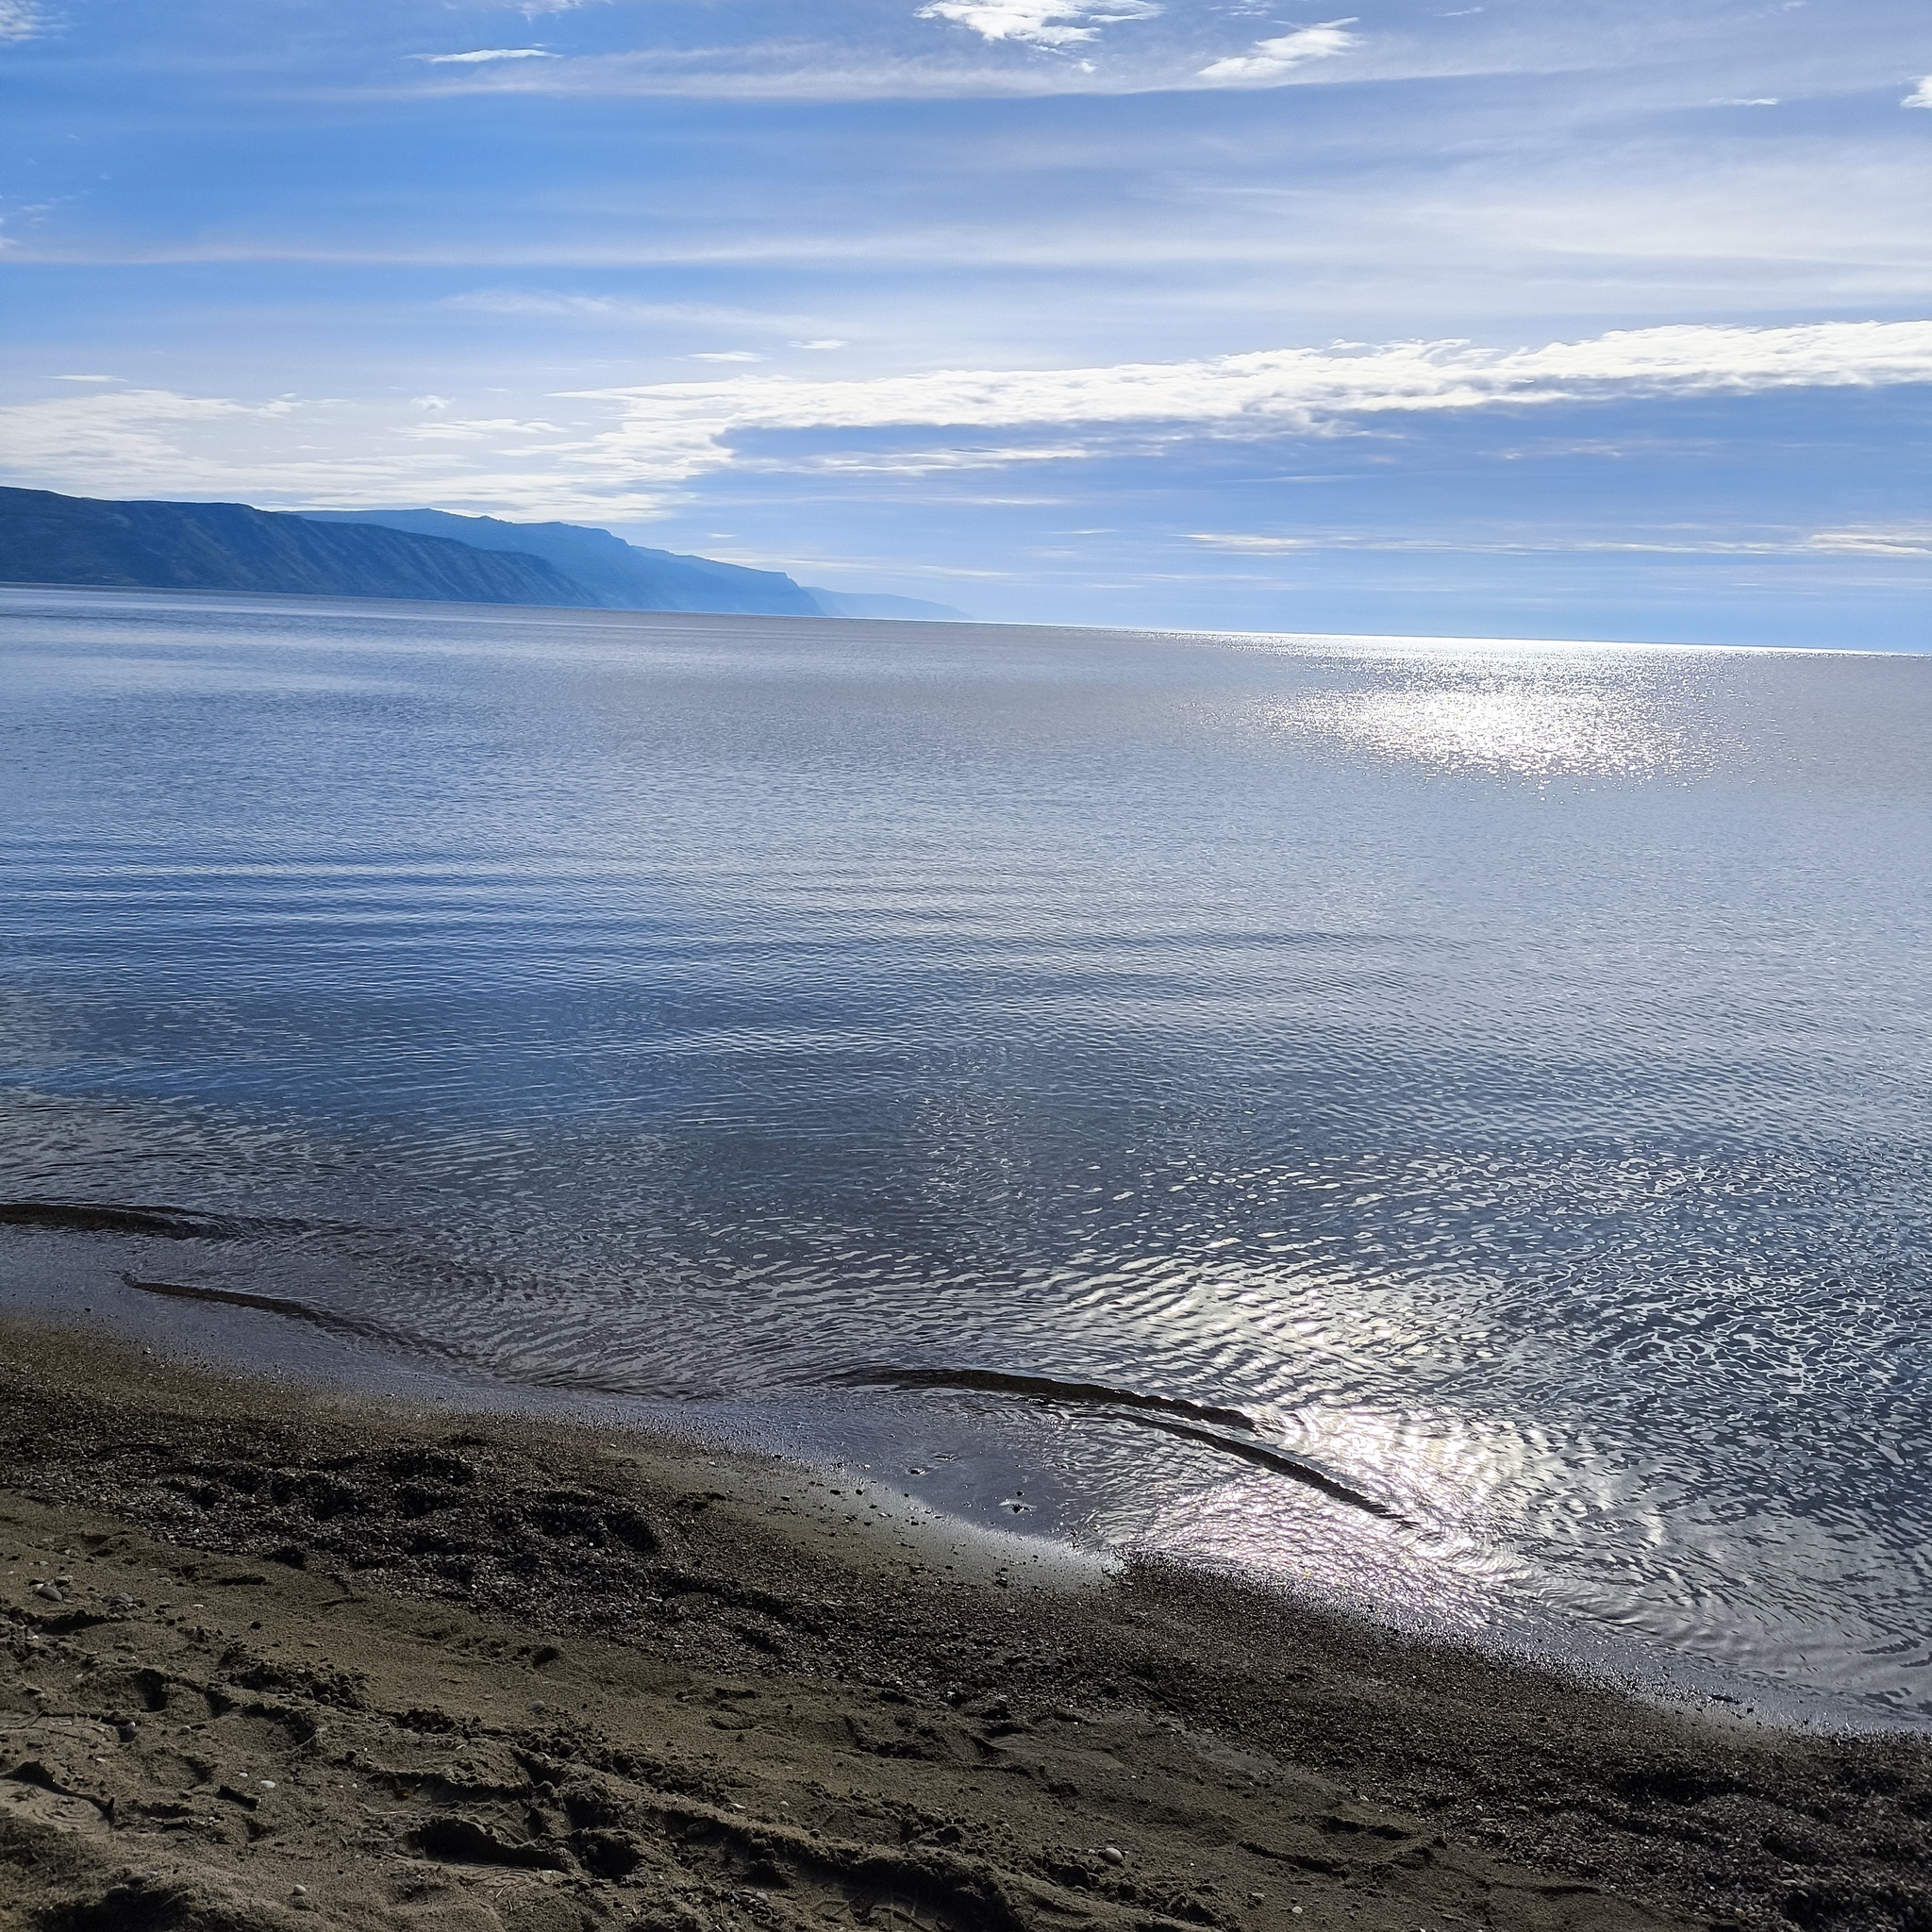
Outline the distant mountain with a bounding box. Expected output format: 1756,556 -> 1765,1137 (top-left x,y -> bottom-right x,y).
305,507 -> 969,621
0,486 -> 973,622
301,507 -> 824,617
0,487 -> 594,608
804,589 -> 968,621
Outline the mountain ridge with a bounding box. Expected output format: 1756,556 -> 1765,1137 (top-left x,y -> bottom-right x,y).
302,505 -> 966,620
0,487 -> 969,621
0,487 -> 595,608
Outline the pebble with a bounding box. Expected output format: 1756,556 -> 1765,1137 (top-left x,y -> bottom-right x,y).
33,1583 -> 64,1603
291,1886 -> 308,1897
1101,1845 -> 1124,1866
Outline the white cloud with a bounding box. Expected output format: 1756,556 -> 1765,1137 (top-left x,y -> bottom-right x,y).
418,48 -> 559,65
689,351 -> 766,363
0,390 -> 293,492
57,374 -> 118,383
0,386 -> 670,521
792,339 -> 850,351
1191,527 -> 1932,559
1197,20 -> 1358,85
1905,76 -> 1932,108
915,1 -> 1159,50
7,323 -> 1930,530
0,2 -> 44,42
571,320 -> 1932,486
1190,533 -> 1313,551
1805,525 -> 1932,556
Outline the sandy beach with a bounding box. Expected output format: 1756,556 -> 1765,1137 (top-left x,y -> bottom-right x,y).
1,1316 -> 1926,1932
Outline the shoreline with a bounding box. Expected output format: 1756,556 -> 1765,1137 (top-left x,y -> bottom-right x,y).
4,1260 -> 1910,1744
3,1316 -> 1928,1932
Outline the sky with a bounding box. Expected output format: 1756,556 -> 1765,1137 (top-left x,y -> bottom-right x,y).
1,0 -> 1929,642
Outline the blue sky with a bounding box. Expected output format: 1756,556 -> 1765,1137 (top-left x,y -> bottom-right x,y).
1,0 -> 1928,641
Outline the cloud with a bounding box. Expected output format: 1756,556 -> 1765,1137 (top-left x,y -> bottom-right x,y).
57,374 -> 118,384
0,2 -> 43,42
446,291 -> 804,328
792,340 -> 850,351
1197,20 -> 1359,85
1190,533 -> 1314,552
1191,528 -> 1932,559
1805,525 -> 1932,556
915,1 -> 1159,50
0,389 -> 293,491
689,351 -> 766,363
571,320 -> 1932,486
418,48 -> 559,65
1906,76 -> 1932,108
7,323 -> 1930,532
0,385 -> 672,521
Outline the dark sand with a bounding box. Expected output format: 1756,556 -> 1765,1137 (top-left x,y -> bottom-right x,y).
1,1319 -> 1926,1932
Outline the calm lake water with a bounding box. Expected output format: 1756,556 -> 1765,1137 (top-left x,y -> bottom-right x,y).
3,586 -> 1928,1724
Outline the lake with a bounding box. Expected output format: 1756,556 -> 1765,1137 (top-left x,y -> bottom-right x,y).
3,585 -> 1927,1726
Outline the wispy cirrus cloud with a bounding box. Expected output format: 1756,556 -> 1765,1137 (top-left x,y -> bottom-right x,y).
1197,20 -> 1359,86
445,290 -> 806,329
418,48 -> 558,65
915,1 -> 1160,50
1191,526 -> 1932,559
1806,525 -> 1932,555
0,1 -> 45,42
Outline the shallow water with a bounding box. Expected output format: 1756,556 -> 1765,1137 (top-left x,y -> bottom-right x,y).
2,587 -> 1928,1723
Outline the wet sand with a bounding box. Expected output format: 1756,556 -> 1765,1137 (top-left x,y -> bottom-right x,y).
1,1317 -> 1926,1932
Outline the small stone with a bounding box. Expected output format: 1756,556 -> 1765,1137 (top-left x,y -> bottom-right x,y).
33,1583 -> 63,1603
1101,1845 -> 1124,1866
291,1886 -> 308,1897
1249,1895 -> 1266,1906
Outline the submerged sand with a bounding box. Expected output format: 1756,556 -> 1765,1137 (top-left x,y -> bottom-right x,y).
1,1317 -> 1926,1932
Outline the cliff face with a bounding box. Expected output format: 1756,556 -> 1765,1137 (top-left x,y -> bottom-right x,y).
0,488 -> 598,607
301,506 -> 826,616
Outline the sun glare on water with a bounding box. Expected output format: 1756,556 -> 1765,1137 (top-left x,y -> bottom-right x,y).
1261,648 -> 1708,779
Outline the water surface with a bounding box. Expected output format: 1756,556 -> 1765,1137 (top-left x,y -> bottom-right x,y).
3,587 -> 1927,1724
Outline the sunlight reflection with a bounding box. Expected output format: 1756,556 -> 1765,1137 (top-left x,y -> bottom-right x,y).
1268,656 -> 1704,778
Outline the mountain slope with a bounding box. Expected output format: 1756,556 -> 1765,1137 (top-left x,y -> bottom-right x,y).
301,507 -> 825,616
0,488 -> 595,607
